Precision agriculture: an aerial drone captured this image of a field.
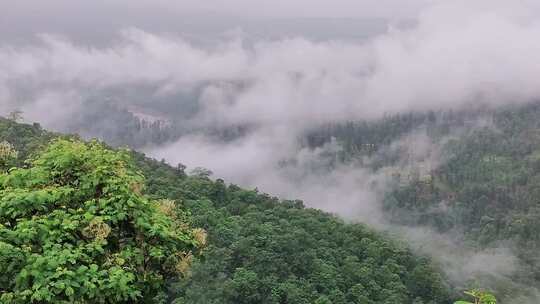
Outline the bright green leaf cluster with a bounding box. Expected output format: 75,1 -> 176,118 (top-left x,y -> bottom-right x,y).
0,139 -> 201,303
454,289 -> 497,304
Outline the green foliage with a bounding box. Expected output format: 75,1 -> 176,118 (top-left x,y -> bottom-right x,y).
302,104 -> 540,301
454,289 -> 497,304
162,176 -> 450,304
377,104 -> 540,299
0,139 -> 201,303
0,141 -> 18,171
0,118 -> 452,303
0,116 -> 58,165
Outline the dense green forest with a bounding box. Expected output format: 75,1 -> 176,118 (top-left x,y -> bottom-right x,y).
382,106 -> 540,300
0,117 -> 451,303
3,1 -> 539,303
3,102 -> 540,303
306,103 -> 540,302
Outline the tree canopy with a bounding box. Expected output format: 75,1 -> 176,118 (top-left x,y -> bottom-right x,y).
0,114 -> 453,304
0,139 -> 203,303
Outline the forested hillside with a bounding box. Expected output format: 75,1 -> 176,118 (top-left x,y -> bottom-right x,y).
383,105 -> 540,300
0,117 -> 451,303
4,0 -> 540,303
5,99 -> 540,303
306,103 -> 540,302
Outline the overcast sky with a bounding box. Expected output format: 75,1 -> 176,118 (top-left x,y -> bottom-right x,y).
1,0 -> 438,43
4,0 -> 434,20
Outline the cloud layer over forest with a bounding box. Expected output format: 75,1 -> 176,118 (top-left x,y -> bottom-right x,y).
2,1 -> 540,299
2,0 -> 540,127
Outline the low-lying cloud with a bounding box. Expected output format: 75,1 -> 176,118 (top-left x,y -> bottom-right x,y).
2,0 -> 540,129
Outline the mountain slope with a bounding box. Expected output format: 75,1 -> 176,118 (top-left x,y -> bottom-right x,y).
305,103 -> 540,302
0,117 -> 451,303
